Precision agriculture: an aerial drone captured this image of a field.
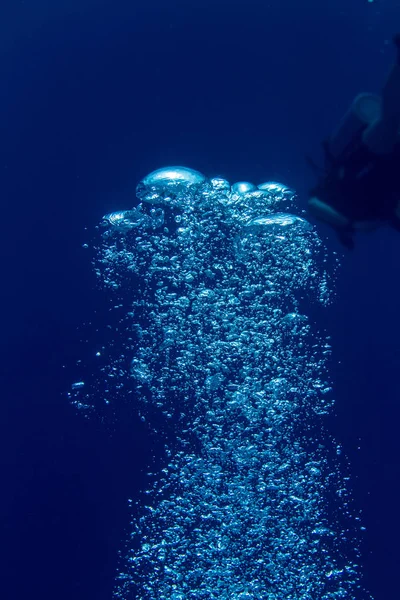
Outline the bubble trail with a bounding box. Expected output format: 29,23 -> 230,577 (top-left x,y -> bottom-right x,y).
78,168 -> 369,599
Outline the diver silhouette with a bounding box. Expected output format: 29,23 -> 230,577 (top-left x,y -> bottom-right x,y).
308,34 -> 400,249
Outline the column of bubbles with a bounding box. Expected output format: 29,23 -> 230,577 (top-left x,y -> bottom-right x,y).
73,167 -> 368,599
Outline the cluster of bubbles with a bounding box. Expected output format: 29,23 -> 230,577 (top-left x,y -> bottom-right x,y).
73,167 -> 368,599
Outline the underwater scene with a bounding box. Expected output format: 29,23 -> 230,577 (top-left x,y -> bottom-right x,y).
2,2 -> 400,600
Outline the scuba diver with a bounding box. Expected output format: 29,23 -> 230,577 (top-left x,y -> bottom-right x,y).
308,34 -> 400,249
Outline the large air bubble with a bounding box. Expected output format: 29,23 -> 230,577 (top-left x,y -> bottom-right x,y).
136,166 -> 206,207
74,167 -> 368,600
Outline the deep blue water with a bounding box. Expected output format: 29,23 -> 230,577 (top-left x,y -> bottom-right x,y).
1,1 -> 400,598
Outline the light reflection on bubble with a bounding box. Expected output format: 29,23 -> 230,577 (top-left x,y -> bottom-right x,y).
74,168 -> 368,599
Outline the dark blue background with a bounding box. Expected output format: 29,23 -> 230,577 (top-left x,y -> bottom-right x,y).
1,1 -> 399,598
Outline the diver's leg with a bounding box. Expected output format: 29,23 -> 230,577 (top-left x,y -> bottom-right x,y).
363,36 -> 400,154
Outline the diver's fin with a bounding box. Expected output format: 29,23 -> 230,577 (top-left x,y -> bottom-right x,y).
308,197 -> 354,249
308,197 -> 350,229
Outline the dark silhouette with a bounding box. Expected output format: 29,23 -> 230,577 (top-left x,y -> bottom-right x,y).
308,35 -> 400,249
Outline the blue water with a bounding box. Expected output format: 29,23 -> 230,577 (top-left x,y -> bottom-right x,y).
1,1 -> 400,598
